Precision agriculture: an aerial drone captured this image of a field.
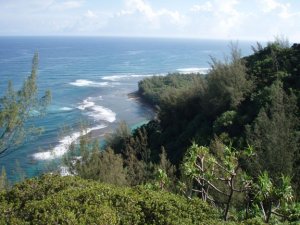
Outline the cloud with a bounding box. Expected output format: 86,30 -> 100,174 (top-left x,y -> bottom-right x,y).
1,0 -> 84,12
0,0 -> 89,35
118,0 -> 186,28
191,1 -> 213,12
258,0 -> 300,19
49,1 -> 84,11
260,0 -> 288,13
192,0 -> 241,18
85,10 -> 98,19
0,0 -> 300,41
189,0 -> 245,38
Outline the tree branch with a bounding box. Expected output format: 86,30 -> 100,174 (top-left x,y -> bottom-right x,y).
260,201 -> 267,222
232,188 -> 250,193
214,161 -> 235,175
196,177 -> 229,196
271,211 -> 285,218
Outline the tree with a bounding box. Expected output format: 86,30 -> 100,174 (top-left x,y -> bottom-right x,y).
0,53 -> 51,158
254,171 -> 294,223
122,128 -> 153,186
182,142 -> 254,221
205,43 -> 253,116
157,146 -> 176,179
154,147 -> 176,190
104,121 -> 131,154
123,147 -> 148,186
246,81 -> 298,181
0,166 -> 9,191
65,135 -> 127,186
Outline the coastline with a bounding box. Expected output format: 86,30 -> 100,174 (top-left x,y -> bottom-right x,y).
127,91 -> 158,113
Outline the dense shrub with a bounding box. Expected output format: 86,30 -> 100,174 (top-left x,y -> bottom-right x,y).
138,73 -> 206,106
0,174 -> 225,225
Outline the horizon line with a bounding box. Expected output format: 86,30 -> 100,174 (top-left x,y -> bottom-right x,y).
0,34 -> 271,43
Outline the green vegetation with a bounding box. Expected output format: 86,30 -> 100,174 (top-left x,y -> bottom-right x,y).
64,135 -> 128,186
1,40 -> 300,224
182,143 -> 254,221
0,175 -> 221,225
0,53 -> 51,158
137,41 -> 299,185
138,73 -> 206,107
0,167 -> 8,191
64,125 -> 176,189
181,142 -> 298,224
133,41 -> 300,223
60,40 -> 299,223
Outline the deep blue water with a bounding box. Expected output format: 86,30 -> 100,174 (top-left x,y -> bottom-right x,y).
0,37 -> 255,181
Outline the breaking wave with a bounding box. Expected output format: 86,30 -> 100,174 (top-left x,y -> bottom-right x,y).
176,67 -> 210,74
32,125 -> 106,161
70,79 -> 110,87
77,98 -> 116,123
101,73 -> 166,81
59,107 -> 73,111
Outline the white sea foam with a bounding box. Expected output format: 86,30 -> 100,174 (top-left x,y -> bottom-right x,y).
87,96 -> 103,101
60,166 -> 71,176
102,75 -> 135,81
33,125 -> 106,161
102,73 -> 166,81
59,107 -> 73,111
87,105 -> 116,123
77,99 -> 95,110
70,79 -> 109,87
131,74 -> 167,77
176,67 -> 210,74
49,106 -> 73,113
77,98 -> 116,123
59,156 -> 83,176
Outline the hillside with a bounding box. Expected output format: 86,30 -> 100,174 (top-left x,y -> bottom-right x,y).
1,41 -> 299,224
137,42 -> 300,189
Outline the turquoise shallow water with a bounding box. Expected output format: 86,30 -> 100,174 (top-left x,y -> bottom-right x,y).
0,37 -> 255,181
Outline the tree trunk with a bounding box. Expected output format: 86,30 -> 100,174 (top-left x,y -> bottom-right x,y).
224,177 -> 234,221
260,201 -> 267,222
266,202 -> 272,223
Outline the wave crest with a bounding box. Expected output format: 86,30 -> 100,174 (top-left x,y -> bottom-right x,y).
59,107 -> 73,111
102,73 -> 166,81
77,98 -> 116,123
70,79 -> 109,87
176,67 -> 209,74
32,125 -> 106,161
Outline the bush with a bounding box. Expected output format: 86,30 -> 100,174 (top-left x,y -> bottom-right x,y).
0,174 -> 224,225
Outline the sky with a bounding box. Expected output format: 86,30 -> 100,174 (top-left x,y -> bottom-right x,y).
0,0 -> 300,41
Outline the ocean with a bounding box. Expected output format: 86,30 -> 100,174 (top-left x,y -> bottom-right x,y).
0,37 -> 255,181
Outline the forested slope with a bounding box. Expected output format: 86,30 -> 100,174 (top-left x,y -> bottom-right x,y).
1,41 -> 299,224
137,42 -> 299,194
